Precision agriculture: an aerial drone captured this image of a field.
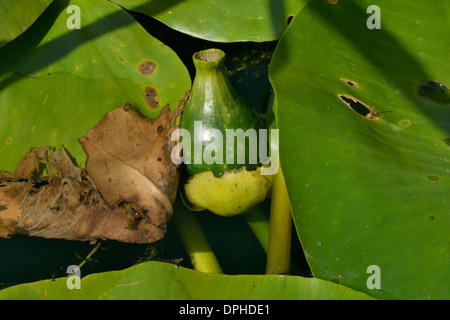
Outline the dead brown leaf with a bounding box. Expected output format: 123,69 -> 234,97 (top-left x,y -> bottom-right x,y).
79,100 -> 185,232
0,92 -> 188,243
0,147 -> 164,243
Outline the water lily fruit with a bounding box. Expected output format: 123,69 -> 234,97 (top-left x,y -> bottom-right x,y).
180,49 -> 271,216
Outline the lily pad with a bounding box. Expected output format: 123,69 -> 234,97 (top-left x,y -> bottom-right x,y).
110,0 -> 307,42
0,0 -> 191,172
270,0 -> 449,299
0,260 -> 375,299
0,0 -> 53,48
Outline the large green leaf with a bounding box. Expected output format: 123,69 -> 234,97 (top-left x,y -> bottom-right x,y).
0,0 -> 53,48
109,0 -> 307,42
0,0 -> 191,172
0,260 -> 374,299
270,0 -> 449,299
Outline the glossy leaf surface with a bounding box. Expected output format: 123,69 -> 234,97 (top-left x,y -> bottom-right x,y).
0,0 -> 191,172
0,260 -> 375,299
270,0 -> 449,299
110,0 -> 307,42
0,0 -> 53,48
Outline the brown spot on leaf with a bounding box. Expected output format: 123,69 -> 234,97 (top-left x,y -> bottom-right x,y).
139,61 -> 156,75
144,87 -> 159,109
340,78 -> 359,88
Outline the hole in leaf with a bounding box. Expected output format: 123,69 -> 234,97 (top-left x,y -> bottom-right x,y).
418,81 -> 449,104
286,15 -> 294,26
337,94 -> 379,121
340,78 -> 359,88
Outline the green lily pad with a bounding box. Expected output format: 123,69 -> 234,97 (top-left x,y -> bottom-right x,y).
0,0 -> 191,172
270,0 -> 449,299
0,0 -> 53,48
109,0 -> 307,42
0,260 -> 375,299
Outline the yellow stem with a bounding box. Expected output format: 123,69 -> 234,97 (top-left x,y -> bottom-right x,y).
173,204 -> 223,274
265,168 -> 292,275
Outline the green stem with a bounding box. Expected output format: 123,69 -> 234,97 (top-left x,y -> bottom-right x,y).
245,202 -> 306,276
244,206 -> 270,253
173,203 -> 223,274
265,168 -> 292,275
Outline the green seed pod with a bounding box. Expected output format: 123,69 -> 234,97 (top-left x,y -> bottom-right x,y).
181,49 -> 264,177
180,49 -> 270,216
